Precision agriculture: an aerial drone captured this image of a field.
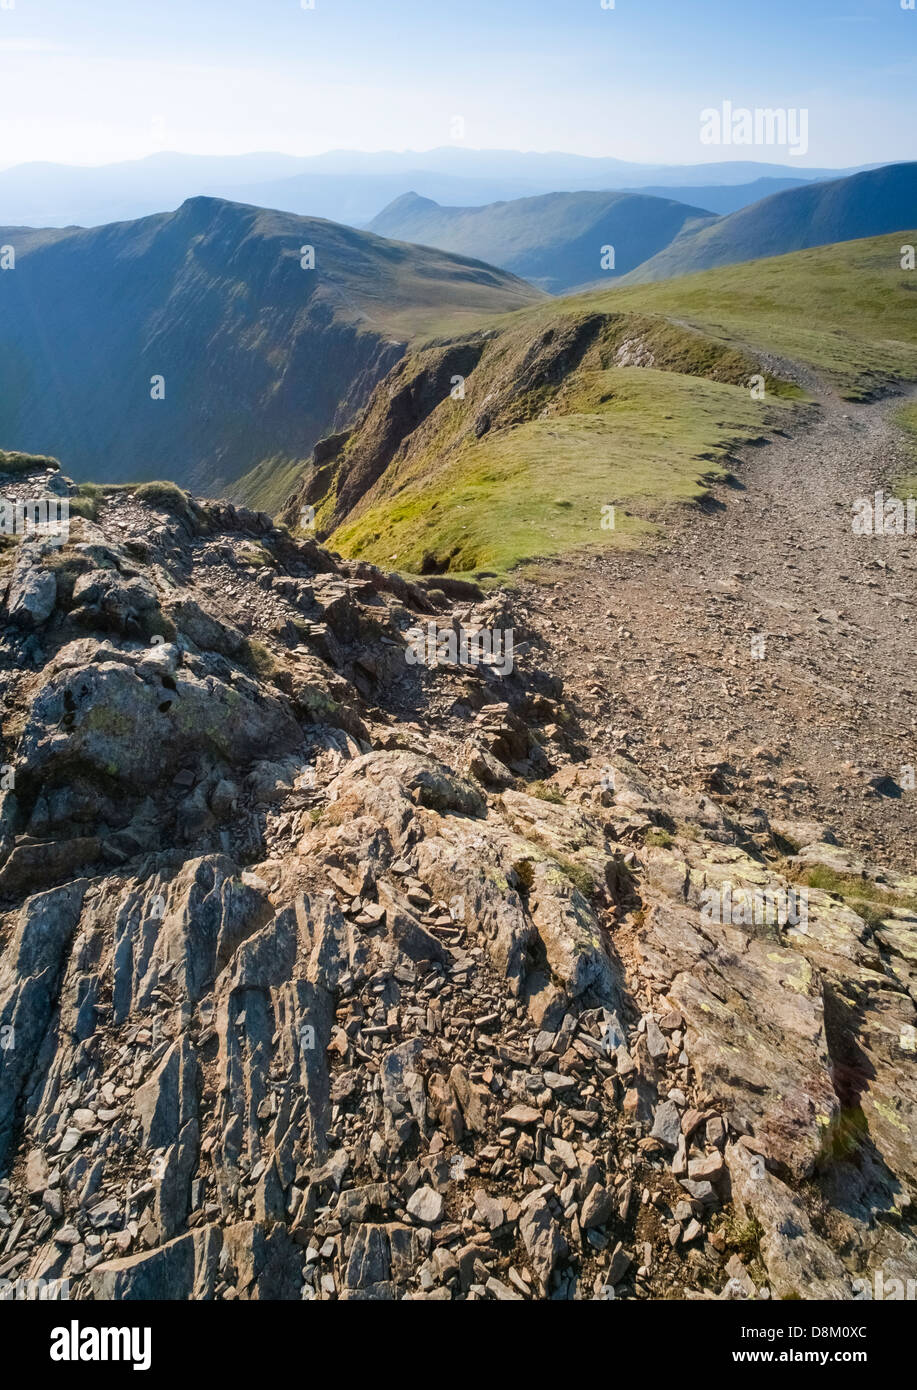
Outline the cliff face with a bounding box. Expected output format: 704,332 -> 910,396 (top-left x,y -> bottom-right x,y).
1,453 -> 915,1301
0,198 -> 542,504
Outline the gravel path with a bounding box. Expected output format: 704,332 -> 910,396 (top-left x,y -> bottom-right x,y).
518,382 -> 917,867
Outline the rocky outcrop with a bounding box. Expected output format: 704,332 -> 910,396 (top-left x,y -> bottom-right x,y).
1,458 -> 915,1301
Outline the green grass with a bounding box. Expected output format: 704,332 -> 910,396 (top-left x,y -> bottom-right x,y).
570,232 -> 917,401
330,365 -> 789,576
785,863 -> 917,926
643,827 -> 675,849
233,453 -> 313,516
893,402 -> 917,499
133,480 -> 194,511
529,781 -> 566,805
240,638 -> 284,686
71,481 -> 136,520
457,233 -> 917,402
553,855 -> 595,898
0,449 -> 60,474
71,479 -> 198,523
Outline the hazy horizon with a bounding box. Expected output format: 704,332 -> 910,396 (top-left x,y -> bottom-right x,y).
0,146 -> 893,176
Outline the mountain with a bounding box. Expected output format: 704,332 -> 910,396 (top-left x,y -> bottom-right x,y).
368,190 -> 717,292
621,162 -> 917,283
0,149 -> 863,229
259,147 -> 864,188
0,197 -> 542,498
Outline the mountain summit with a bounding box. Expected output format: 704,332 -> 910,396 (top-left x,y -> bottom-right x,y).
0,197 -> 541,500
369,188 -> 717,293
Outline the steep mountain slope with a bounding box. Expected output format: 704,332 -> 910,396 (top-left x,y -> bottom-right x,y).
622,162 -> 917,283
369,190 -> 717,292
280,231 -> 917,577
0,197 -> 542,497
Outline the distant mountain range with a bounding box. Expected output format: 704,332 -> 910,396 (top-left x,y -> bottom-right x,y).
369,189 -> 716,292
621,162 -> 917,283
0,197 -> 541,499
370,164 -> 917,295
0,148 -> 871,229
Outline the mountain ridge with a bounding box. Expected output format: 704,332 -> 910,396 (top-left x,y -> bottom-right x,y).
0,196 -> 542,497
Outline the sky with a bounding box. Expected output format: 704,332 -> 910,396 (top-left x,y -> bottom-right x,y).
0,0 -> 914,170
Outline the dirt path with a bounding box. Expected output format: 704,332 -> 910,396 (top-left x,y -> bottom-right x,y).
517,383 -> 917,868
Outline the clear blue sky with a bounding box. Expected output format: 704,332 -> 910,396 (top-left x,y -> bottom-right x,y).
0,0 -> 913,167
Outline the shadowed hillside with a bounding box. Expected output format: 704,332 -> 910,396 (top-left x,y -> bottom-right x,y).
0,197 -> 542,498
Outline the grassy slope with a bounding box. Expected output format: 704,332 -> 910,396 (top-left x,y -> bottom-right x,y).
894,403 -> 917,499
536,232 -> 917,400
320,233 -> 917,579
620,163 -> 917,286
332,367 -> 789,574
233,453 -> 313,515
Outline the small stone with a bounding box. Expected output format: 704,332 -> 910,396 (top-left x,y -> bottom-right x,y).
501,1104 -> 541,1127
650,1101 -> 681,1150
606,1243 -> 632,1286
706,1117 -> 726,1149
42,1188 -> 63,1218
645,1017 -> 668,1061
473,1189 -> 505,1231
486,1275 -> 521,1300
688,1152 -> 724,1182
580,1184 -> 614,1229
58,1128 -> 82,1155
407,1185 -> 443,1224
25,1149 -> 49,1197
